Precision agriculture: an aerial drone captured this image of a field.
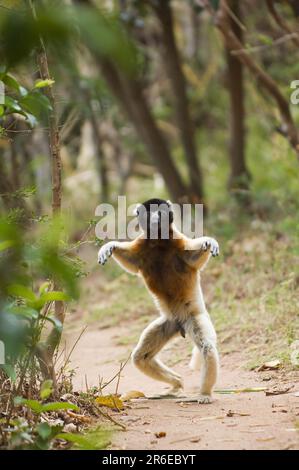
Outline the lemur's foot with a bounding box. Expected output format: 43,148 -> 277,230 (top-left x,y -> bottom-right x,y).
168,384 -> 184,396
197,394 -> 213,404
156,384 -> 184,399
162,376 -> 184,397
98,243 -> 115,265
202,237 -> 219,257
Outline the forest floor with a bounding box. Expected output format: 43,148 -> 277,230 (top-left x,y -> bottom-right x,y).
63,227 -> 299,450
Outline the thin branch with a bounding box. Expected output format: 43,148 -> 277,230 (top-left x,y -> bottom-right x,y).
29,0 -> 64,388
101,355 -> 131,391
231,31 -> 299,55
213,0 -> 299,157
266,0 -> 299,47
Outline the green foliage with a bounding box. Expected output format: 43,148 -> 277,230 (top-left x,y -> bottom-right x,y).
0,69 -> 52,127
57,426 -> 111,450
7,416 -> 63,450
0,216 -> 80,377
14,397 -> 79,414
0,3 -> 138,72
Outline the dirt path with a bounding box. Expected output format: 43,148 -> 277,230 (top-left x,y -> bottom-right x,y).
64,322 -> 299,450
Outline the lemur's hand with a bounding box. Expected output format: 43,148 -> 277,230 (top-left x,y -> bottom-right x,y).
98,242 -> 115,265
202,237 -> 219,257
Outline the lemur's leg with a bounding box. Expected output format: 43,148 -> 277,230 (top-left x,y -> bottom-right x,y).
185,314 -> 219,404
189,346 -> 201,371
98,241 -> 139,274
132,317 -> 182,392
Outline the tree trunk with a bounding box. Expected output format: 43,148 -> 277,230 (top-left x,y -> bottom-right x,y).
88,101 -> 109,202
74,0 -> 190,202
38,52 -> 62,216
288,0 -> 299,18
154,0 -> 204,203
0,156 -> 15,211
100,59 -> 189,202
226,0 -> 250,193
0,144 -> 27,216
10,138 -> 20,191
215,0 -> 299,159
30,0 -> 64,390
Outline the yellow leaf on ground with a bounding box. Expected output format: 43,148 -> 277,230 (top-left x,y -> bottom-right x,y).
120,390 -> 145,401
95,395 -> 124,410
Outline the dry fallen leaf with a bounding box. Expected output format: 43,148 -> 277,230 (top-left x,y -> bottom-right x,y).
257,360 -> 281,372
155,431 -> 166,438
120,390 -> 145,401
66,410 -> 92,423
226,410 -> 250,417
199,415 -> 225,421
95,395 -> 124,411
265,385 -> 292,396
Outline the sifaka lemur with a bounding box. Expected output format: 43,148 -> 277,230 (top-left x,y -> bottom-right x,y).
98,198 -> 220,403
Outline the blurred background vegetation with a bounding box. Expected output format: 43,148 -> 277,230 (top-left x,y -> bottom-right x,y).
0,0 -> 298,449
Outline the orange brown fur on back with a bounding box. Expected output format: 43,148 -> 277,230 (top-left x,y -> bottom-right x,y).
132,234 -> 199,319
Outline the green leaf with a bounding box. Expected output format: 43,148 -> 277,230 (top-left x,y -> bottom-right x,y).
1,364 -> 16,382
36,422 -> 52,440
41,401 -> 79,413
24,112 -> 37,128
7,284 -> 37,302
2,74 -> 21,93
56,426 -> 111,450
31,290 -> 69,309
4,96 -> 22,112
257,34 -> 273,46
75,6 -> 138,74
14,397 -> 79,413
40,379 -> 53,400
0,105 -> 4,117
14,398 -> 43,413
42,315 -> 63,333
20,92 -> 52,118
34,79 -> 55,89
40,291 -> 70,303
0,239 -> 15,251
19,86 -> 28,97
39,281 -> 51,296
56,433 -> 96,450
7,305 -> 39,320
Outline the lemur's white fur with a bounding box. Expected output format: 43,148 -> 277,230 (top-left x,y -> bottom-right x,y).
98,201 -> 220,404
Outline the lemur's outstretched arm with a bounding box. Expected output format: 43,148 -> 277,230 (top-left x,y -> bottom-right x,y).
98,240 -> 139,274
181,236 -> 219,271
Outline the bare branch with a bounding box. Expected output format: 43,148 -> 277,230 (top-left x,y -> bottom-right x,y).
266,0 -> 299,47
214,0 -> 299,157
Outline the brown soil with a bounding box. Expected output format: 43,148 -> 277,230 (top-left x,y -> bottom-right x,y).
65,322 -> 299,450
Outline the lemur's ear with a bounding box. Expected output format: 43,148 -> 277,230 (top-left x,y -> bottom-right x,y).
166,200 -> 172,208
134,203 -> 142,216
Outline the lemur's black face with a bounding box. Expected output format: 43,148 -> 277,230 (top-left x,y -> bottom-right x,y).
136,199 -> 174,239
